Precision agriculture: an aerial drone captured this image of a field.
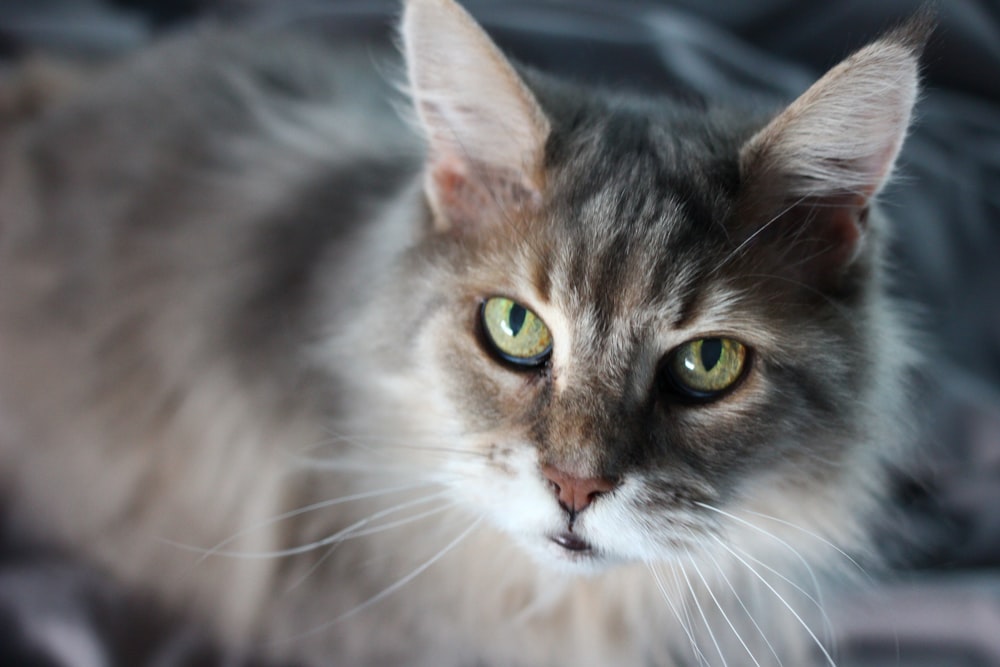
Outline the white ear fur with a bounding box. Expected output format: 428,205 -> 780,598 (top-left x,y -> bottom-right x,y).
401,0 -> 550,231
741,32 -> 922,203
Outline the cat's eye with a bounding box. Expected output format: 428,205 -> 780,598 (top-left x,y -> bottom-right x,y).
480,297 -> 552,367
664,337 -> 748,400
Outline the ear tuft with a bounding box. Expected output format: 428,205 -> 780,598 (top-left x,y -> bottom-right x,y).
401,0 -> 550,233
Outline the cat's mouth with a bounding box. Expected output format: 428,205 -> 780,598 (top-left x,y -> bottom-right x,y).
550,530 -> 592,552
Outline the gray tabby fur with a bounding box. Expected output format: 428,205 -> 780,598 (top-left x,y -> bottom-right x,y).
0,0 -> 927,665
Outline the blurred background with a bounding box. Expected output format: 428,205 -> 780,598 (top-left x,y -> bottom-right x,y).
1,1 -> 999,665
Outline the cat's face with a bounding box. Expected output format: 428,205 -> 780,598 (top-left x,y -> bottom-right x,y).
348,0 -> 920,574
372,125 -> 867,574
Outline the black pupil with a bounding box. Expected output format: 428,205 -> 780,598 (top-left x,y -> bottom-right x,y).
700,338 -> 723,371
508,304 -> 526,337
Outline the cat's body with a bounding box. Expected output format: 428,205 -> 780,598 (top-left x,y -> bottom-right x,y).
0,1 -> 925,665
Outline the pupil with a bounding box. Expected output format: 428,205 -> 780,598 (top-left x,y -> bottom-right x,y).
508,304 -> 526,337
700,338 -> 723,371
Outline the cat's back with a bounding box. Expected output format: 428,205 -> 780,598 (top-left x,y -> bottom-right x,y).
0,26 -> 420,625
0,24 -> 413,267
0,25 -> 417,383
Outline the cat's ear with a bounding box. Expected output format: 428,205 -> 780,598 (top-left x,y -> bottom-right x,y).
737,17 -> 929,280
402,0 -> 550,233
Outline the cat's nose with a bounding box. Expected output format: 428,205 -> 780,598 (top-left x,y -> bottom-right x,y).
541,465 -> 618,515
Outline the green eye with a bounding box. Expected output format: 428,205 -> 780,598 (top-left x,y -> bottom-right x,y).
665,337 -> 748,399
480,297 -> 552,367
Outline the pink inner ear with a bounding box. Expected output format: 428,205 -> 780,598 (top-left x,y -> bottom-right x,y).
426,153 -> 544,234
785,193 -> 867,287
428,159 -> 493,232
822,199 -> 865,268
432,161 -> 466,207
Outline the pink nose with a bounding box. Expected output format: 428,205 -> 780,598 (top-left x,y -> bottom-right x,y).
541,465 -> 618,515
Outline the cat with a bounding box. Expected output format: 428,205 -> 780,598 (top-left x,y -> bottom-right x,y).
0,0 -> 928,665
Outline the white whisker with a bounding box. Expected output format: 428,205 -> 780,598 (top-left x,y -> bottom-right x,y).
648,563 -> 706,666
271,516 -> 484,644
289,457 -> 414,473
711,193 -> 813,274
739,508 -> 872,582
284,501 -> 459,593
731,543 -> 836,648
678,551 -> 729,667
694,502 -> 827,611
167,489 -> 451,559
334,502 -> 457,542
157,481 -> 437,561
306,429 -> 491,458
668,561 -> 712,667
684,543 -> 761,667
701,544 -> 783,667
713,535 -> 837,667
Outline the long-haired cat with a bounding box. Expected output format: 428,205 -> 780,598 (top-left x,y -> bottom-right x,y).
0,0 -> 927,665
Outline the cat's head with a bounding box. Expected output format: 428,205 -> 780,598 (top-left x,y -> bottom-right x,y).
348,0 -> 925,575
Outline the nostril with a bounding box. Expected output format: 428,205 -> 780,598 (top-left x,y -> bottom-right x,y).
540,464 -> 619,515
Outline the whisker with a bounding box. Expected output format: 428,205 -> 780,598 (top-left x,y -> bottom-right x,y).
297,428 -> 494,468
701,544 -> 783,666
288,457 -> 418,474
291,454 -> 488,478
308,429 -> 491,457
684,542 -> 761,667
711,194 -> 813,275
712,535 -> 837,667
396,443 -> 491,457
270,515 -> 485,645
157,481 -> 438,561
668,561 -> 712,667
694,502 -> 827,612
332,502 -> 458,543
283,501 -> 458,593
738,508 -> 873,582
678,550 -> 729,667
168,489 -> 452,560
731,543 -> 836,649
283,539 -> 346,595
648,563 -> 706,667
699,501 -> 852,660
